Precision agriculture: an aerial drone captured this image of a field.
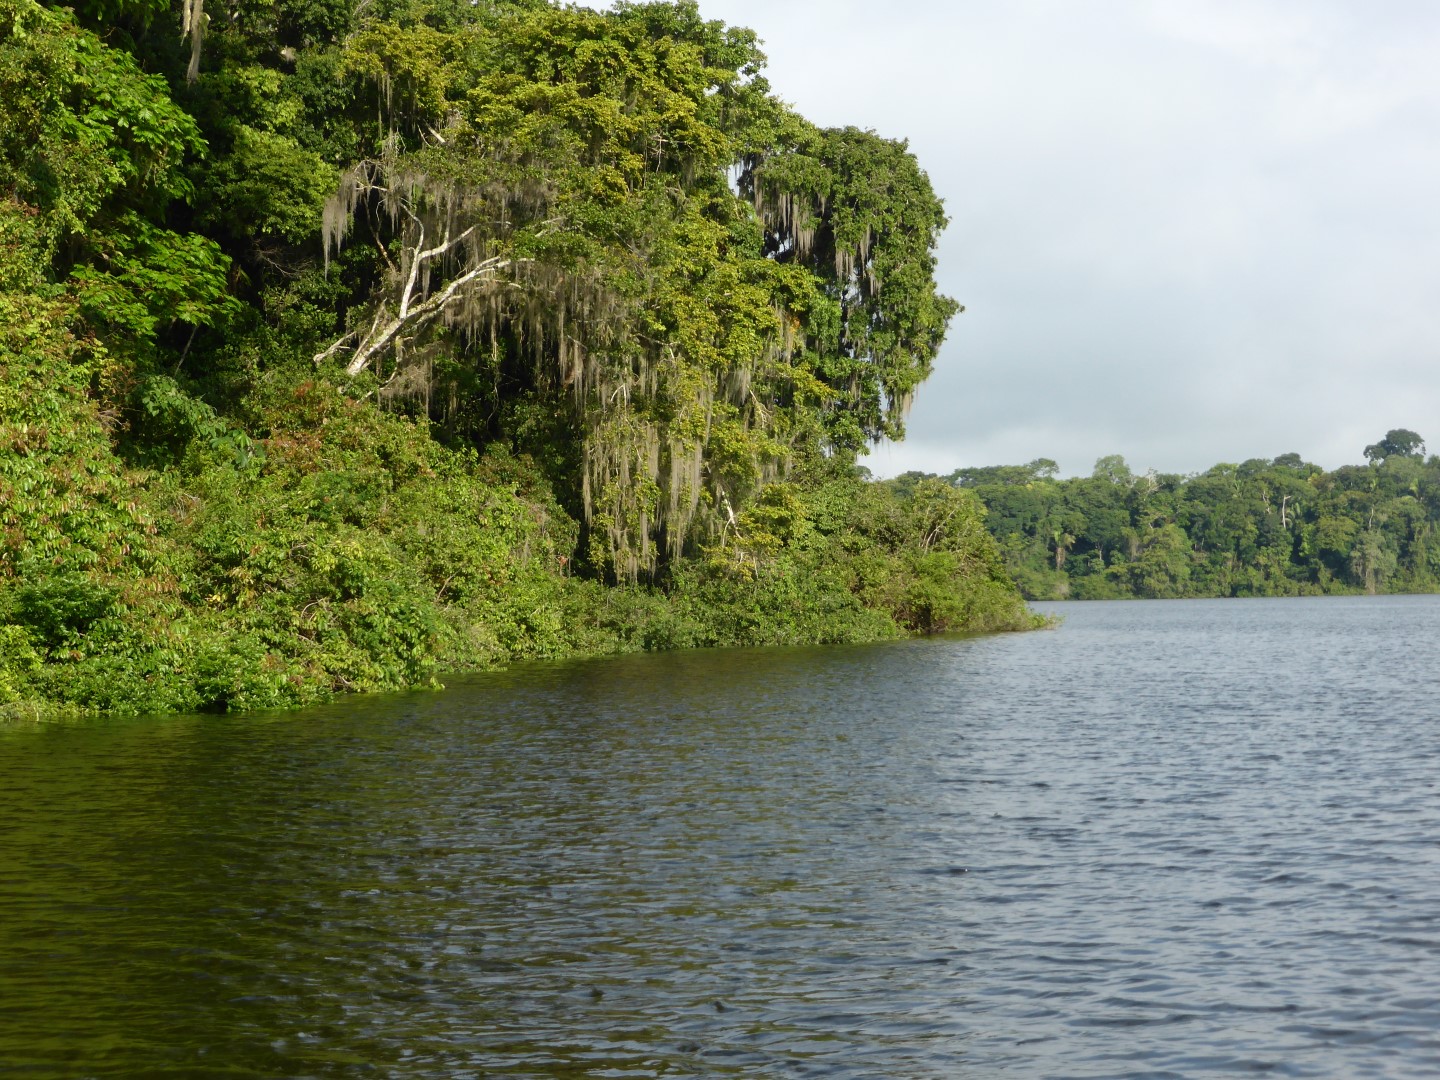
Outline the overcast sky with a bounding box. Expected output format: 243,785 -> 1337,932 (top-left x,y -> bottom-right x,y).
668,0 -> 1440,478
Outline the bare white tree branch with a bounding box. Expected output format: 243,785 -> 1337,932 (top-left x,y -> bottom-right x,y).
334,255 -> 510,376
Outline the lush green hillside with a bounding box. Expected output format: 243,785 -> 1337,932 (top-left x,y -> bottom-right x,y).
898,432 -> 1440,600
0,0 -> 1037,717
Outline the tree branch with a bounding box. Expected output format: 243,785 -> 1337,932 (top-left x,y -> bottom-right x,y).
337,256 -> 509,376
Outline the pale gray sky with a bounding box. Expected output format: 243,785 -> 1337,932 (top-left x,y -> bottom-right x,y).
680,0 -> 1440,477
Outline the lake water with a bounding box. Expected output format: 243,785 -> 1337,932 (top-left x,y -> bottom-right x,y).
3,596 -> 1440,1077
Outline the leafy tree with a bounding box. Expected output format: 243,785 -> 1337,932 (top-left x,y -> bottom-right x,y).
0,0 -> 236,354
1092,454 -> 1132,486
1364,428 -> 1425,463
310,1 -> 958,579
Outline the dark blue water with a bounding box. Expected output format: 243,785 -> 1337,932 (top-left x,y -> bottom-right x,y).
3,596 -> 1440,1077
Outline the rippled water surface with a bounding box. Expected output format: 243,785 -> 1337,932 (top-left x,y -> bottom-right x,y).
4,596 -> 1440,1077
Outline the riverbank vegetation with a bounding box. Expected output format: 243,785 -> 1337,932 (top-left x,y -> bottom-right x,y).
902,431 -> 1440,599
0,0 -> 1038,717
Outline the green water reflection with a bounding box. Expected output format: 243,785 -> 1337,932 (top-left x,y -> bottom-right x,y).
0,643 -> 944,1077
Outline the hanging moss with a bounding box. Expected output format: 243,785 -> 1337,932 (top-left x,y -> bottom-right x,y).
305,3 -> 961,580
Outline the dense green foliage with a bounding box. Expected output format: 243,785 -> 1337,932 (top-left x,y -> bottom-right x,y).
904,431 -> 1440,600
0,0 -> 1035,717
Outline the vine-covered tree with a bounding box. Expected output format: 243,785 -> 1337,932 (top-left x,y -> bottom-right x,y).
313,1 -> 958,578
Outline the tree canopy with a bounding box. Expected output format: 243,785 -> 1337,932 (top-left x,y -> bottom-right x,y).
297,0 -> 959,578
1364,428 -> 1425,464
931,434 -> 1440,600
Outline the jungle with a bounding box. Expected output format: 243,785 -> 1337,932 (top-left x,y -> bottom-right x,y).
0,0 -> 1040,717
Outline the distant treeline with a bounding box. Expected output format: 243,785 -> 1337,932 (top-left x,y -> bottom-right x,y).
891,430 -> 1440,599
